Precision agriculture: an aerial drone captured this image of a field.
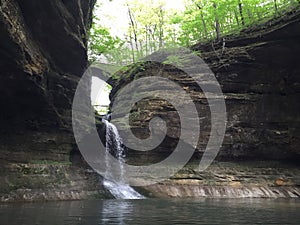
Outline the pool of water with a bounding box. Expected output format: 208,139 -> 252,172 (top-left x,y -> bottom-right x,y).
0,198 -> 299,225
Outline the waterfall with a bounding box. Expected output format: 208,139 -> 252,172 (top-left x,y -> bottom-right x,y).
102,119 -> 145,199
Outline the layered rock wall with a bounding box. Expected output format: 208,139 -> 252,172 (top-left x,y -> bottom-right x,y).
110,9 -> 300,163
0,0 -> 100,201
0,0 -> 95,162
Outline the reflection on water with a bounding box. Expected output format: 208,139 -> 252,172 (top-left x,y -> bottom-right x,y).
102,200 -> 133,224
0,198 -> 300,225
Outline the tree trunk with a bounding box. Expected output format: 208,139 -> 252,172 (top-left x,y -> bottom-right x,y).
274,0 -> 278,13
234,9 -> 240,26
139,40 -> 143,58
213,2 -> 221,41
200,13 -> 208,38
195,3 -> 208,39
158,6 -> 164,48
238,0 -> 245,26
150,25 -> 158,51
145,26 -> 149,56
247,8 -> 253,22
128,35 -> 135,63
127,6 -> 139,53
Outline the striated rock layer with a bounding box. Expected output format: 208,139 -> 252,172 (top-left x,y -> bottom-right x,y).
110,9 -> 300,198
0,0 -> 102,201
0,1 -> 299,201
110,9 -> 300,164
140,161 -> 300,198
0,0 -> 95,162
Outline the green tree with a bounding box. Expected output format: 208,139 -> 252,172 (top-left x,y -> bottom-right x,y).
88,22 -> 124,62
89,0 -> 299,63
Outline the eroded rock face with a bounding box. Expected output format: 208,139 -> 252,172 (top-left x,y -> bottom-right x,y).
0,0 -> 95,162
0,0 -> 100,201
193,10 -> 300,161
110,10 -> 300,163
140,161 -> 300,198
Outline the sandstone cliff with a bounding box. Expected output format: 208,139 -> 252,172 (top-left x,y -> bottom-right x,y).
0,0 -> 110,202
0,1 -> 299,201
110,8 -> 300,164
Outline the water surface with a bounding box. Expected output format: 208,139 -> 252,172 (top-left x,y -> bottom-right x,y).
0,198 -> 299,225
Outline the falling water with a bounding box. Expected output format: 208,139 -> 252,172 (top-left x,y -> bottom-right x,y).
102,119 -> 145,199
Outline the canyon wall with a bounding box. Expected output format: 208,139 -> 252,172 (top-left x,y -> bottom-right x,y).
0,1 -> 299,200
0,0 -> 95,162
110,9 -> 300,164
0,0 -> 108,202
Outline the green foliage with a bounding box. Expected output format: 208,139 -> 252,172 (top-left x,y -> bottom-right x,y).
88,22 -> 124,62
163,55 -> 189,67
89,0 -> 299,63
170,0 -> 299,45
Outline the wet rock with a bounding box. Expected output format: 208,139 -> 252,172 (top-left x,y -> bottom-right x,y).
138,161 -> 300,198
0,162 -> 110,202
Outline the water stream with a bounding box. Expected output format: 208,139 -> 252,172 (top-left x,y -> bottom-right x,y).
102,119 -> 144,199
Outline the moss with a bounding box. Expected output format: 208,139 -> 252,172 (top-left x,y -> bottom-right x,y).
162,55 -> 190,67
111,62 -> 147,82
89,190 -> 114,199
29,160 -> 72,165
